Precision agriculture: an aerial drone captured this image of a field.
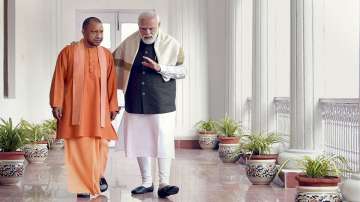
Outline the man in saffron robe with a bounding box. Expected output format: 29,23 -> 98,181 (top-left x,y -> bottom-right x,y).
113,11 -> 185,198
50,17 -> 118,198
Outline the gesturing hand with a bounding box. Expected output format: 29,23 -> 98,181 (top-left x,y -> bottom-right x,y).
110,111 -> 118,121
142,56 -> 161,72
52,107 -> 63,120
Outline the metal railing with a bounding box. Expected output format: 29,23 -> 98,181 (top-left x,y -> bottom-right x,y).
274,97 -> 291,145
320,98 -> 360,175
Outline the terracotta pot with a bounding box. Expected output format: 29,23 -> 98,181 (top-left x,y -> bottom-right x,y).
0,152 -> 25,160
245,154 -> 278,160
218,136 -> 240,144
33,141 -> 48,144
296,174 -> 341,187
198,130 -> 216,135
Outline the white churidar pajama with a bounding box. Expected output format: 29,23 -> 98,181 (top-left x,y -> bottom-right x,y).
119,111 -> 175,187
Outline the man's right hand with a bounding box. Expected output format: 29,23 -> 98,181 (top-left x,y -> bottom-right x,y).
52,107 -> 63,120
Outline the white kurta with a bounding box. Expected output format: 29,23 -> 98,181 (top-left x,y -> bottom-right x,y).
118,111 -> 176,159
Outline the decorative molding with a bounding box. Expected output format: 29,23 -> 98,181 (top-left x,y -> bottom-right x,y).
274,97 -> 290,114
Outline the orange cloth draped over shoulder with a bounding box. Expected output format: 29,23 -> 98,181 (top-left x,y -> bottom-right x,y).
50,40 -> 118,140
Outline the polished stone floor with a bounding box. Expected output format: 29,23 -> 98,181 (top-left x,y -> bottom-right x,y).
0,148 -> 296,202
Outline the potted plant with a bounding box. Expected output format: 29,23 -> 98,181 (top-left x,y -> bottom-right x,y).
243,132 -> 283,185
215,116 -> 242,163
42,119 -> 63,150
195,119 -> 218,149
42,119 -> 57,149
20,120 -> 50,163
295,154 -> 349,201
0,118 -> 26,185
216,116 -> 242,144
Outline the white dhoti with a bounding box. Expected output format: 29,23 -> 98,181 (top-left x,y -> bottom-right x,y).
118,111 -> 176,159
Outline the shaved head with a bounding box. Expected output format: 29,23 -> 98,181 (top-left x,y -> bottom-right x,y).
82,17 -> 102,30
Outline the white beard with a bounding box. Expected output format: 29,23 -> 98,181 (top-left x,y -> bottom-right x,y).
141,32 -> 158,45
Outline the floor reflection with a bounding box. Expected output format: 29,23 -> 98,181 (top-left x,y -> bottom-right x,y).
0,149 -> 296,202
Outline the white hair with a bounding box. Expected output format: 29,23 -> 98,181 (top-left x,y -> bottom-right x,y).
138,11 -> 160,24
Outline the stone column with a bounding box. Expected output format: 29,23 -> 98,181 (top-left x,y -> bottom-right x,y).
225,0 -> 252,130
251,0 -> 276,134
278,0 -> 318,169
340,2 -> 360,198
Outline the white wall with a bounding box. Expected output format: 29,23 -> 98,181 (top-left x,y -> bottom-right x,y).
19,0 -> 56,122
268,0 -> 290,98
168,0 -> 209,138
0,0 -> 54,123
314,0 -> 359,98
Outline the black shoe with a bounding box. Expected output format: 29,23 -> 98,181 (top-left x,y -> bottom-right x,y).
157,185 -> 179,198
131,184 -> 154,194
77,193 -> 90,198
100,177 -> 108,192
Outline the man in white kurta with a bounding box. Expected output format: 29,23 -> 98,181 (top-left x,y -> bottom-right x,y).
113,11 -> 185,198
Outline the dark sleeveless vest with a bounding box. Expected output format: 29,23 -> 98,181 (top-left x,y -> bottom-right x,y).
125,41 -> 176,114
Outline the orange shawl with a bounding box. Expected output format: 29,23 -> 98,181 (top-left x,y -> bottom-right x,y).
73,40 -> 107,128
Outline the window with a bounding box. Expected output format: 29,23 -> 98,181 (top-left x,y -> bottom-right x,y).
76,10 -> 152,52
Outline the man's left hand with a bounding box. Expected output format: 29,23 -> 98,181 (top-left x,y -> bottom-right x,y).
110,111 -> 118,121
142,56 -> 161,72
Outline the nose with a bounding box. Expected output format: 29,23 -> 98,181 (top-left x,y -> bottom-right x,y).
95,32 -> 102,39
144,29 -> 151,35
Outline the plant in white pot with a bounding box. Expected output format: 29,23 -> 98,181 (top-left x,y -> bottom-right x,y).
243,132 -> 283,185
0,118 -> 27,185
215,116 -> 242,163
295,154 -> 350,201
21,120 -> 50,163
195,119 -> 218,150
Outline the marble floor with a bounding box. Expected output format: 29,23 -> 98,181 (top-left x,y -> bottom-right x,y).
0,148 -> 297,202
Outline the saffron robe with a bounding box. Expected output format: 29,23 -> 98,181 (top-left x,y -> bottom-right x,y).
50,44 -> 118,140
64,137 -> 108,195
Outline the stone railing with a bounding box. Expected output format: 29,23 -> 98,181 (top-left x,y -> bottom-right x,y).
320,98 -> 360,175
274,97 -> 291,144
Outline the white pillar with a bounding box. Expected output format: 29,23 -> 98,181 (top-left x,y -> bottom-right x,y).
340,1 -> 360,200
251,0 -> 275,134
278,0 -> 319,169
225,0 -> 252,130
